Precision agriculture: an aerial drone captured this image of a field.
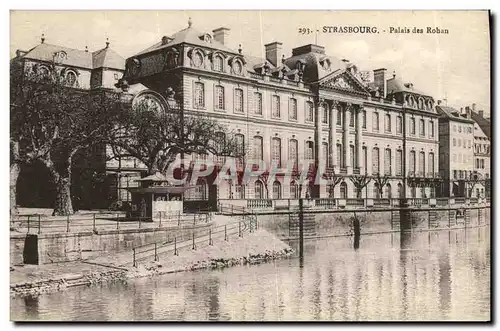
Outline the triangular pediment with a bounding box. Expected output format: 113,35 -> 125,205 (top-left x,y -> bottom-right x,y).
319,70 -> 371,96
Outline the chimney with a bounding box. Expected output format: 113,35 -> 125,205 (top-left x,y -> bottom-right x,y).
472,103 -> 476,111
212,27 -> 230,45
479,110 -> 484,117
265,41 -> 283,67
437,100 -> 442,105
373,68 -> 387,98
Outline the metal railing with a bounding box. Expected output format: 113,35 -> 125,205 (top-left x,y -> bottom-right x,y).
247,199 -> 272,209
131,214 -> 256,267
11,211 -> 211,234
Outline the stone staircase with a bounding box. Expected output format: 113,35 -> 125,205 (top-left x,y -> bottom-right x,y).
288,213 -> 316,238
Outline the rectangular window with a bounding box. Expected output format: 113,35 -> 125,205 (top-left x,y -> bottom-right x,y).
336,144 -> 342,168
305,101 -> 314,122
458,125 -> 462,133
428,153 -> 434,174
384,148 -> 391,175
305,141 -> 314,160
429,121 -> 434,138
409,151 -> 416,174
419,152 -> 425,175
289,98 -> 297,120
272,95 -> 280,118
323,143 -> 329,168
419,119 -> 425,136
336,111 -> 342,126
289,139 -> 298,169
321,105 -> 328,124
385,114 -> 391,132
453,138 -> 456,147
396,116 -> 402,133
362,146 -> 368,170
362,110 -> 367,129
372,148 -> 380,174
254,92 -> 262,115
373,113 -> 379,131
271,138 -> 281,167
410,118 -> 416,135
349,145 -> 355,168
396,150 -> 402,175
234,89 -> 244,113
194,82 -> 205,108
253,136 -> 263,161
349,110 -> 355,127
235,134 -> 245,169
458,139 -> 461,147
215,85 -> 225,110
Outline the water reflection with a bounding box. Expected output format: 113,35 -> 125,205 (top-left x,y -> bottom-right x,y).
11,227 -> 490,322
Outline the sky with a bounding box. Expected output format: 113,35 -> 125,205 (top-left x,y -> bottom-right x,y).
10,10 -> 490,113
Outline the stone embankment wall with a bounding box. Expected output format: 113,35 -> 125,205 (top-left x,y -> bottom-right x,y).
11,223 -> 212,265
257,206 -> 491,239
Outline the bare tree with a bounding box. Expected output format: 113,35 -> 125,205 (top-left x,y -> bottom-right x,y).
109,99 -> 240,176
373,173 -> 391,198
323,167 -> 343,198
10,59 -> 125,216
349,173 -> 372,199
466,172 -> 482,198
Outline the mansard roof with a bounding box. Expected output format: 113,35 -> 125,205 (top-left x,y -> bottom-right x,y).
134,25 -> 237,57
386,76 -> 430,98
283,46 -> 347,83
17,42 -> 125,70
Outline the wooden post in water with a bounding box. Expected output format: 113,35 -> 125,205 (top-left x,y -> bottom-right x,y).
299,198 -> 304,263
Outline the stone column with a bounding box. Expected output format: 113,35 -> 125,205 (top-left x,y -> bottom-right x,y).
356,106 -> 363,171
329,100 -> 339,168
344,103 -> 352,169
315,98 -> 322,168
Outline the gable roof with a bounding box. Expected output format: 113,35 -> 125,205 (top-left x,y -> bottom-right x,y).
436,105 -> 475,123
471,110 -> 491,139
17,42 -> 125,70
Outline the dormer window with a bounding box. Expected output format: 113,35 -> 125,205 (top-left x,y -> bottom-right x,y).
192,52 -> 204,67
233,60 -> 242,75
65,70 -> 77,87
320,58 -> 331,71
199,33 -> 212,43
213,55 -> 223,72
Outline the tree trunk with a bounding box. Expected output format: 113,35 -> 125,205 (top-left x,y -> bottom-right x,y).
53,176 -> 74,216
356,189 -> 363,199
10,162 -> 20,217
45,155 -> 74,216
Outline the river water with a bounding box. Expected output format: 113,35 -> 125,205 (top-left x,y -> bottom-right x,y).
11,227 -> 490,322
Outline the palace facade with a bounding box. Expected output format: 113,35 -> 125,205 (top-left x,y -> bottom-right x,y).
14,20 -> 450,209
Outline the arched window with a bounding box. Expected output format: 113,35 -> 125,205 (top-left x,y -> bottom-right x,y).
213,55 -> 223,72
340,182 -> 347,199
373,183 -> 380,199
385,183 -> 392,199
409,150 -> 416,174
254,180 -> 264,199
305,141 -> 314,160
397,183 -> 403,198
290,181 -> 299,199
428,152 -> 435,175
272,181 -> 282,199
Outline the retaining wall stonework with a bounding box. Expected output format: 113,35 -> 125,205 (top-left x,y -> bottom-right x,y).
11,223 -> 212,265
257,207 -> 490,239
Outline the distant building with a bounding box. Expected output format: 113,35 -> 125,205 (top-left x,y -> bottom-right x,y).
436,104 -> 475,197
470,107 -> 491,198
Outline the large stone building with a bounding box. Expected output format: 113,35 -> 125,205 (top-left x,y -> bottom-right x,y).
13,20 -> 446,209
120,19 -> 440,203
